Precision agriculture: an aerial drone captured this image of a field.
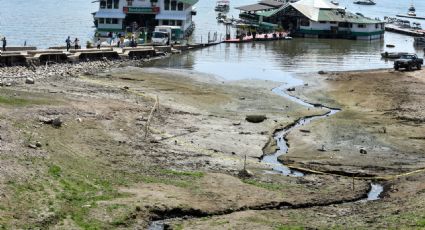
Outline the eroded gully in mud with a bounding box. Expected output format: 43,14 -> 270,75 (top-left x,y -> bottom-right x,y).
148,83 -> 384,229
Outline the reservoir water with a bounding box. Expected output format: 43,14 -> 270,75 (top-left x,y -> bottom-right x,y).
1,0 -> 425,78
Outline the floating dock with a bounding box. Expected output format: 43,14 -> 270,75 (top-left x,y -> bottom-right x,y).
224,32 -> 290,43
396,14 -> 425,20
385,24 -> 425,37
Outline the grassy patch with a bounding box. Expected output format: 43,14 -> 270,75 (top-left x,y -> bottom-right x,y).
242,179 -> 287,191
48,165 -> 62,178
417,218 -> 425,227
275,225 -> 304,230
159,169 -> 205,178
0,95 -> 51,106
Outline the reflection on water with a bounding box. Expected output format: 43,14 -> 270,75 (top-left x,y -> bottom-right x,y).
148,34 -> 424,81
0,0 -> 424,80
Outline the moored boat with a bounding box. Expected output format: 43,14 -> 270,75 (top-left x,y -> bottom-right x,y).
215,0 -> 230,12
331,0 -> 339,5
353,0 -> 376,5
381,52 -> 409,59
408,4 -> 416,17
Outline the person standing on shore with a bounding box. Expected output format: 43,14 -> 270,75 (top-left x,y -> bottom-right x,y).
74,38 -> 79,50
96,38 -> 101,49
65,36 -> 71,51
2,37 -> 7,51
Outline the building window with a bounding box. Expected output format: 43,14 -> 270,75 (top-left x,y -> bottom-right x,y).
100,0 -> 106,9
163,20 -> 169,25
319,21 -> 326,24
178,2 -> 184,11
107,0 -> 113,9
338,22 -> 349,28
112,18 -> 118,24
357,24 -> 365,28
171,1 -> 177,10
177,20 -> 182,26
300,19 -> 310,27
114,0 -> 119,9
164,0 -> 170,10
127,0 -> 133,6
106,18 -> 112,24
330,21 -> 337,24
99,18 -> 105,24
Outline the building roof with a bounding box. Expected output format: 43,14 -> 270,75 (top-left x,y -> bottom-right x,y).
179,0 -> 198,5
316,9 -> 381,24
290,0 -> 342,21
262,0 -> 382,24
235,3 -> 276,12
259,0 -> 285,7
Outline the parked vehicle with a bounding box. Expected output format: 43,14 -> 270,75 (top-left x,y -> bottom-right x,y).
394,54 -> 423,70
152,26 -> 183,46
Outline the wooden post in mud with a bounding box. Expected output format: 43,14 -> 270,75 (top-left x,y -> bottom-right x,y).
144,96 -> 159,138
352,176 -> 355,191
156,95 -> 160,113
243,154 -> 247,170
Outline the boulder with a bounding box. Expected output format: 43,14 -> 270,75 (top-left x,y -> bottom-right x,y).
52,118 -> 63,128
238,169 -> 254,178
246,115 -> 267,123
25,77 -> 35,84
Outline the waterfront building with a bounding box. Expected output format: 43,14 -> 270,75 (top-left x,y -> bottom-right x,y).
93,0 -> 197,37
237,0 -> 385,40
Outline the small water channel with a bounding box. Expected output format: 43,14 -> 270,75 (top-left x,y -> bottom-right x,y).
147,81 -> 384,230
263,84 -> 383,202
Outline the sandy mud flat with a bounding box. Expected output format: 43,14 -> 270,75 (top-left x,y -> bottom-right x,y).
0,61 -> 424,229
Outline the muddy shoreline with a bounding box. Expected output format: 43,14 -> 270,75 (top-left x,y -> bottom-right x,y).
0,60 -> 425,229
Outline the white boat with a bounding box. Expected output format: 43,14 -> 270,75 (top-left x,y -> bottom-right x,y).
215,0 -> 230,12
331,0 -> 339,5
408,4 -> 416,16
353,0 -> 376,5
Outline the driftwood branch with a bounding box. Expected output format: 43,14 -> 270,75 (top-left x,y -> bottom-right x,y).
144,96 -> 160,138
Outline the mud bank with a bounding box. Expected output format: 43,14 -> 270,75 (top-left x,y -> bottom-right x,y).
1,62 -> 424,229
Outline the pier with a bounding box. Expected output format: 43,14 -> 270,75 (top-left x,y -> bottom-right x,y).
0,42 -> 221,67
384,24 -> 425,37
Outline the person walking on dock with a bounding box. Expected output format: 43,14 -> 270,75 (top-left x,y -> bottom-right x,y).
2,37 -> 7,51
66,36 -> 71,51
74,38 -> 80,50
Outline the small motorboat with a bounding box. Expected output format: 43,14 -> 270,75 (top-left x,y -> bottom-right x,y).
331,0 -> 339,5
408,4 -> 416,17
353,0 -> 376,5
381,52 -> 408,59
215,0 -> 230,12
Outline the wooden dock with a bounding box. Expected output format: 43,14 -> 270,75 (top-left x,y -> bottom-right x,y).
0,42 -> 222,67
385,24 -> 425,37
396,14 -> 425,20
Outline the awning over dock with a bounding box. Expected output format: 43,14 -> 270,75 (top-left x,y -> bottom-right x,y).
94,11 -> 126,19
